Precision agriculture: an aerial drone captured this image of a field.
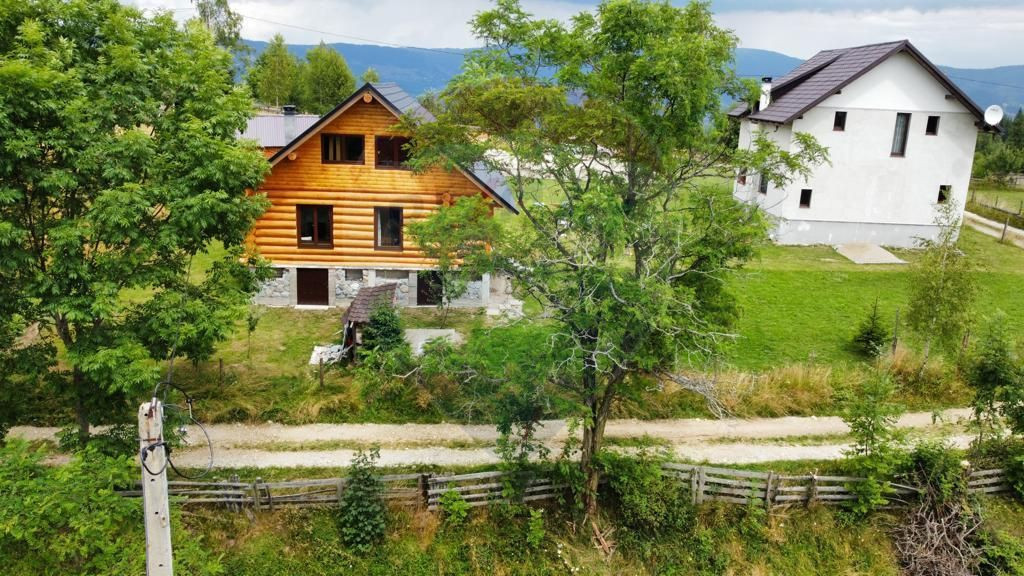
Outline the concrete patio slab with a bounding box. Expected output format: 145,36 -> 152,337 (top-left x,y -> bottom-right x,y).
404,329 -> 463,356
835,243 -> 906,265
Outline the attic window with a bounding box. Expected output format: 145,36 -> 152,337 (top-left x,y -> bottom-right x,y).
375,136 -> 411,169
891,113 -> 911,157
833,111 -> 847,131
937,185 -> 951,204
322,134 -> 364,164
799,189 -> 812,208
926,115 -> 940,136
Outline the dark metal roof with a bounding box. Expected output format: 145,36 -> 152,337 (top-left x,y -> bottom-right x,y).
258,82 -> 518,214
240,114 -> 319,147
734,40 -> 987,127
341,283 -> 398,324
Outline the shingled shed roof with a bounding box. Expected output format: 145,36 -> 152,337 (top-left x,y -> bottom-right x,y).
341,283 -> 399,324
730,40 -> 987,127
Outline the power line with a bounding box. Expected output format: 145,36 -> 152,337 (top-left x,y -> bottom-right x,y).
947,75 -> 1024,91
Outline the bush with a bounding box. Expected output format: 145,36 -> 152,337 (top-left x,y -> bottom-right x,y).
599,451 -> 694,539
839,372 -> 905,517
852,299 -> 889,358
338,448 -> 387,552
360,303 -> 406,358
439,489 -> 470,528
966,312 -> 1020,439
525,508 -> 545,550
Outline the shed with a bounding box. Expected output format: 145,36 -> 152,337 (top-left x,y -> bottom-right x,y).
341,283 -> 398,357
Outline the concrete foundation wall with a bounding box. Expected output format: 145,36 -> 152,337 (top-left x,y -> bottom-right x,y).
774,219 -> 944,247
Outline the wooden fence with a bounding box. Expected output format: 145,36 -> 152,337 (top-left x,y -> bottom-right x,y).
121,465 -> 1012,512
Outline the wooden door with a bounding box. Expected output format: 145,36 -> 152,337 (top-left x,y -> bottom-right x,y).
296,268 -> 329,305
417,271 -> 443,306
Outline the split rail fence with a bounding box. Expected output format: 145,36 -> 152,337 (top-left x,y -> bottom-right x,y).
121,464 -> 1011,512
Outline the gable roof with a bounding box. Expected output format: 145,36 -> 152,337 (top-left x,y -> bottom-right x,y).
258,82 -> 518,214
341,283 -> 398,324
730,40 -> 988,128
240,114 -> 320,147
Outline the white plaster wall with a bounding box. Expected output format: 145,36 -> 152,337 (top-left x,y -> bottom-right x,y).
735,51 -> 979,246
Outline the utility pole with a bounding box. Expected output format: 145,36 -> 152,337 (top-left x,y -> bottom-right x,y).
139,401 -> 174,576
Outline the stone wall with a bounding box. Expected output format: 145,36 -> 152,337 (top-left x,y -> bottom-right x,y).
373,270 -> 412,306
256,268 -> 292,306
335,269 -> 367,300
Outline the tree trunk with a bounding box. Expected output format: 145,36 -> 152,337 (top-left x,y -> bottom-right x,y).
72,367 -> 90,444
579,366 -> 623,517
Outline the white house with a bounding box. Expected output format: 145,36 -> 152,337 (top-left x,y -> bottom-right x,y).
729,40 -> 996,247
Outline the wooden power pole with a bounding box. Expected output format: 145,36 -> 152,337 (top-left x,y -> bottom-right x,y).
139,401 -> 174,576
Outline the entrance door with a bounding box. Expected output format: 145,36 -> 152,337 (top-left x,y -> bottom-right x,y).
296,268 -> 329,305
416,271 -> 443,306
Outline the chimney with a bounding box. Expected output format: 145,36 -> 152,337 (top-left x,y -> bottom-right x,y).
759,76 -> 772,111
282,104 -> 297,142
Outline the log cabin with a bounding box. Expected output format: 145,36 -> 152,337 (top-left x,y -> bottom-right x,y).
240,82 -> 517,308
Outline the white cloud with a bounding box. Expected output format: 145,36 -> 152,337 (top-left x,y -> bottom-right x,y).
717,7 -> 1024,68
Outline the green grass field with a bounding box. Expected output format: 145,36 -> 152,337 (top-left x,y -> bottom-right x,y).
972,184 -> 1024,212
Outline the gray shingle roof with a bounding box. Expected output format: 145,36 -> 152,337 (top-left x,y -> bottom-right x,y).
370,82 -> 436,122
734,40 -> 985,126
240,114 -> 319,147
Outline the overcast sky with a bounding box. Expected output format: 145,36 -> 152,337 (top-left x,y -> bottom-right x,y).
129,0 -> 1024,68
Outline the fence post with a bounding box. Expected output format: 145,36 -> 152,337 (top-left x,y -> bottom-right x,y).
1002,217 -> 1010,243
806,473 -> 818,507
253,477 -> 262,512
230,474 -> 240,512
419,474 -> 430,508
690,468 -> 698,505
336,478 -> 345,506
892,308 -> 900,354
696,468 -> 706,505
765,471 -> 776,511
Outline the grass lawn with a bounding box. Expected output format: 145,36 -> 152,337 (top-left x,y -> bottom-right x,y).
971,183 -> 1024,212
726,226 -> 1024,371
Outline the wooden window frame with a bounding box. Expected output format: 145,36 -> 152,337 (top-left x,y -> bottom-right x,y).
799,189 -> 812,209
891,112 -> 911,157
925,115 -> 940,136
296,204 -> 334,249
374,206 -> 403,251
375,136 -> 412,170
833,111 -> 847,131
321,134 -> 365,165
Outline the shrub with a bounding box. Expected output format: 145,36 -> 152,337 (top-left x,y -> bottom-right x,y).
839,372 -> 905,517
852,299 -> 889,358
338,448 -> 387,552
525,508 -> 545,550
438,489 -> 470,528
966,312 -> 1020,440
599,451 -> 693,539
360,303 -> 406,358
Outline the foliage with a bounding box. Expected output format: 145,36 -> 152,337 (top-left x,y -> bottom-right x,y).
407,0 -> 826,514
974,109 -> 1024,184
360,303 -> 407,357
407,196 -> 500,322
439,489 -> 471,528
337,448 -> 387,552
525,508 -> 545,550
966,312 -> 1020,440
599,450 -> 694,539
247,33 -> 300,107
852,298 -> 889,358
839,372 -> 905,516
0,440 -> 221,576
905,197 -> 977,364
192,0 -> 243,53
0,0 -> 269,440
298,42 -> 356,115
360,67 -> 380,84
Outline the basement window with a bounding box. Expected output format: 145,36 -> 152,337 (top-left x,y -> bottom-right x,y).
833,111 -> 847,131
375,136 -> 411,169
375,207 -> 403,250
937,185 -> 951,204
296,205 -> 333,248
926,115 -> 940,136
799,189 -> 812,208
321,134 -> 364,164
891,112 -> 911,157
344,269 -> 364,281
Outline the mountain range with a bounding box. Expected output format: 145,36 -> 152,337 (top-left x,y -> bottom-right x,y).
241,40 -> 1024,115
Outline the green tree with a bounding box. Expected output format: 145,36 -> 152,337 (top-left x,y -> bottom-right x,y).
0,0 -> 269,441
337,448 -> 387,552
852,298 -> 889,358
905,200 -> 977,367
407,0 -> 826,514
298,42 -> 355,115
192,0 -> 243,53
247,33 -> 300,107
360,66 -> 380,84
407,196 -> 500,323
840,373 -> 905,516
966,312 -> 1019,441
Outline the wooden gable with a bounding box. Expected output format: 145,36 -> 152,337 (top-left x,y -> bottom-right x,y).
249,93 -> 494,268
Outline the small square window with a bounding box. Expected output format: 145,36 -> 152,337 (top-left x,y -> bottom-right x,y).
937,185 -> 951,204
296,205 -> 333,248
799,189 -> 812,208
375,207 -> 403,250
926,115 -> 940,136
344,269 -> 363,281
833,111 -> 847,131
272,268 -> 288,279
737,168 -> 747,185
758,175 -> 769,195
375,136 -> 411,169
321,134 -> 364,164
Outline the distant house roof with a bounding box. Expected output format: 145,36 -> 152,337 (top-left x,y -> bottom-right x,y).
239,114 -> 319,147
341,283 -> 398,324
247,82 -> 517,214
729,40 -> 989,128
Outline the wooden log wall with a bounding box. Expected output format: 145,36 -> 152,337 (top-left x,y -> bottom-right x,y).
249,97 -> 492,268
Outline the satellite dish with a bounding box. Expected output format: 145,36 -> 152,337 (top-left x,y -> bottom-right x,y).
984,104 -> 1004,126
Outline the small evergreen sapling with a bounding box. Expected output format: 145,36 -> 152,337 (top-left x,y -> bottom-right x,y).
852,299 -> 889,357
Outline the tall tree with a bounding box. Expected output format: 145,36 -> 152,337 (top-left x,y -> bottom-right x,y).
0,0 -> 269,441
408,0 -> 826,514
247,33 -> 300,107
906,200 -> 977,366
192,0 -> 243,53
298,42 -> 356,115
360,66 -> 381,84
